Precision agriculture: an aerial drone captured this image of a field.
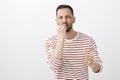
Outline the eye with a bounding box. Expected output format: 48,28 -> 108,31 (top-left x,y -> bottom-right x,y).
57,16 -> 63,19
66,16 -> 72,18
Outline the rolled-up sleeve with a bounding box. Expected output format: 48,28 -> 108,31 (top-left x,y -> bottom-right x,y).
89,38 -> 103,73
45,39 -> 63,72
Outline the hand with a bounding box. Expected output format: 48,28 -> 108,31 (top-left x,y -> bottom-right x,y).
57,24 -> 67,39
84,53 -> 101,73
84,53 -> 95,67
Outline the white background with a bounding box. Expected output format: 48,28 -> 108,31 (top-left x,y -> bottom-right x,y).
0,0 -> 120,80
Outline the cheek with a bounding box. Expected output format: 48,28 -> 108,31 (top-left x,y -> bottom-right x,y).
56,20 -> 62,26
72,18 -> 75,23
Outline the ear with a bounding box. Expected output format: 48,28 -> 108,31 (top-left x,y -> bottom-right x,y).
73,17 -> 76,23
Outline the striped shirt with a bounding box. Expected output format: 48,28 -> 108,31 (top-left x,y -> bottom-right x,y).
45,32 -> 102,80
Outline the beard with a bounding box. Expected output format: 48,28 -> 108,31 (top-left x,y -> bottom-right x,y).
66,26 -> 72,32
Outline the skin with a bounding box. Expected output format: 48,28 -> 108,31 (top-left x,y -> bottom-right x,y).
85,53 -> 101,73
53,8 -> 101,73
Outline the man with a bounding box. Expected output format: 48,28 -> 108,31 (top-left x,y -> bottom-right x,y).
45,4 -> 102,80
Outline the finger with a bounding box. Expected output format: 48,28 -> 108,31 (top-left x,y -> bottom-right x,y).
60,25 -> 66,32
84,52 -> 94,62
63,26 -> 67,31
85,55 -> 92,65
84,53 -> 87,59
88,53 -> 94,59
62,23 -> 66,27
84,53 -> 89,64
85,54 -> 94,60
84,51 -> 89,59
58,25 -> 65,32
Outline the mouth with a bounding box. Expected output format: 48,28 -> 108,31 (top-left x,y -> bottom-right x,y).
63,23 -> 68,27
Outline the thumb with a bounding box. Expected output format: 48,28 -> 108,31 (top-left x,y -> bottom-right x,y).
84,50 -> 89,58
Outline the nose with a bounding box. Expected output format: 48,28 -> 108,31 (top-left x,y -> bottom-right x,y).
62,17 -> 67,23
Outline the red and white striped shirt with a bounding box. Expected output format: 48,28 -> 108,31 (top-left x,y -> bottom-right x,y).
45,32 -> 102,80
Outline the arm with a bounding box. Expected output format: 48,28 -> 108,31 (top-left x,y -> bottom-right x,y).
45,25 -> 66,72
45,38 -> 64,72
85,38 -> 102,73
85,53 -> 101,73
54,38 -> 64,60
54,24 -> 66,60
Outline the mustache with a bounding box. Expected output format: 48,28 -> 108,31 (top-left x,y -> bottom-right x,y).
62,23 -> 68,26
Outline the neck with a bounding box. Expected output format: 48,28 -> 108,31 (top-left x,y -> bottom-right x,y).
65,29 -> 77,40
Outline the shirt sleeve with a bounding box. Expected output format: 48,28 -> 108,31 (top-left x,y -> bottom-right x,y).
89,38 -> 103,73
45,38 -> 63,72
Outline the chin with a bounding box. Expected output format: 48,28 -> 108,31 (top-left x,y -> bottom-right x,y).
66,27 -> 72,32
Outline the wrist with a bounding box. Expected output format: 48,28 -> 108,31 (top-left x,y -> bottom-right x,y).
57,37 -> 64,42
89,61 -> 97,68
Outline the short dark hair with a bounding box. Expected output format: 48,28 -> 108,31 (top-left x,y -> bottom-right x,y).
56,4 -> 74,16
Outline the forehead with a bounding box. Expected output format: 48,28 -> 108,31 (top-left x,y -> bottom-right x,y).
57,8 -> 72,16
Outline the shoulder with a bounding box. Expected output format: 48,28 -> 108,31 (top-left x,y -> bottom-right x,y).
78,32 -> 94,41
78,32 -> 97,47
